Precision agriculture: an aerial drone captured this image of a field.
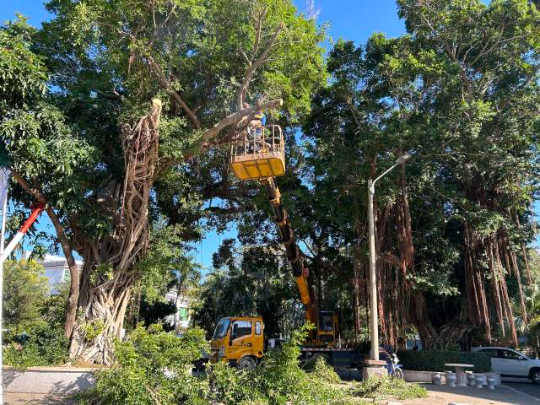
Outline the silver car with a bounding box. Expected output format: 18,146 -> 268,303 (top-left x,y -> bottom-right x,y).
473,347 -> 540,384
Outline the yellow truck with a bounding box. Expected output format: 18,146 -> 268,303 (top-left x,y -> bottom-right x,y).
209,313 -> 356,371
210,316 -> 265,370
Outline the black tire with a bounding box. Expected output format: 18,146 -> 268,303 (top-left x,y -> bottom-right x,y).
530,368 -> 540,384
393,368 -> 404,379
237,356 -> 256,371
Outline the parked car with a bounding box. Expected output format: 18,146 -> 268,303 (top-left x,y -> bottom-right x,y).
472,347 -> 540,383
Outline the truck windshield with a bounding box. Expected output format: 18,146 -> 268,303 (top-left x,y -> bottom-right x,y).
213,318 -> 231,339
319,312 -> 333,332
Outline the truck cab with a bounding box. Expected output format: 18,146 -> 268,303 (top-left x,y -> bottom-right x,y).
210,316 -> 264,370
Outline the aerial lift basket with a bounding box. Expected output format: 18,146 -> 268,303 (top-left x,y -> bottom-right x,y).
230,125 -> 285,180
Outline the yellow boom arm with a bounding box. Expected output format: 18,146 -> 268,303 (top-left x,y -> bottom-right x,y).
262,178 -> 315,324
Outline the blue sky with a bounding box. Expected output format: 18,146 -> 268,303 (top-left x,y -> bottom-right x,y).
0,0 -> 538,267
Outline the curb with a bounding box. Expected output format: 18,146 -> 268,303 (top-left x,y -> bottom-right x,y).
3,367 -> 95,394
501,384 -> 540,403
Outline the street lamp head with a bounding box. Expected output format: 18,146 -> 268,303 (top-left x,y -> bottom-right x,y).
395,153 -> 411,165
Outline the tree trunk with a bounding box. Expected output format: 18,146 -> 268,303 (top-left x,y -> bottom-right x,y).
352,215 -> 365,344
396,163 -> 438,348
64,261 -> 80,339
68,100 -> 162,364
69,271 -> 133,364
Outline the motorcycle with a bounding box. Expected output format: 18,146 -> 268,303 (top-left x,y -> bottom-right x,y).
379,348 -> 404,379
388,352 -> 404,379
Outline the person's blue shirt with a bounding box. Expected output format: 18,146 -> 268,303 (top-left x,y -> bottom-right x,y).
254,112 -> 266,126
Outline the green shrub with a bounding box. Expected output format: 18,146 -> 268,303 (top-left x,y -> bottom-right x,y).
353,376 -> 428,401
398,350 -> 491,372
254,325 -> 349,404
4,326 -> 69,369
311,356 -> 342,385
79,324 -> 209,405
207,361 -> 266,404
208,325 -> 356,405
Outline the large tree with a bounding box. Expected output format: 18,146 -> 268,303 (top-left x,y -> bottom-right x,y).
396,0 -> 540,346
192,238 -> 304,339
1,0 -> 325,363
298,0 -> 540,348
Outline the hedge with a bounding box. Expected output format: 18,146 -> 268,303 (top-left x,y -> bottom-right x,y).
397,350 -> 491,373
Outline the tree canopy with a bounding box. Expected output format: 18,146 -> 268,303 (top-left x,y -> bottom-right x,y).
3,259 -> 50,332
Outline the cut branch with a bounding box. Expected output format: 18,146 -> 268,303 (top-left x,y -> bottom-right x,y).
201,98 -> 283,147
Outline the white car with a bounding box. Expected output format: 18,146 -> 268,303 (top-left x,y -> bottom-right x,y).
473,347 -> 540,384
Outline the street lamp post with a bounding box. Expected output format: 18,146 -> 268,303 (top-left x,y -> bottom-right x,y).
368,153 -> 411,361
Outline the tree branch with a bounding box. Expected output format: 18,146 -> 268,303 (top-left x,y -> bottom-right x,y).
201,98 -> 283,146
156,98 -> 283,176
251,9 -> 265,60
11,171 -> 81,338
237,22 -> 284,109
147,55 -> 201,129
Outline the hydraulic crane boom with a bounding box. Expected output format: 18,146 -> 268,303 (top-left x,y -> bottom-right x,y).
229,122 -> 337,346
261,177 -> 315,324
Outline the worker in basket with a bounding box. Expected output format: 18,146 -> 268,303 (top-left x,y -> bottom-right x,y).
244,103 -> 267,153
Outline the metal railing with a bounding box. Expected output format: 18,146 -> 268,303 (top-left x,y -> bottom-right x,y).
231,125 -> 284,159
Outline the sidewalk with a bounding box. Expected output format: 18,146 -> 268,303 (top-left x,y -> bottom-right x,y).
401,384 -> 540,405
4,393 -> 76,404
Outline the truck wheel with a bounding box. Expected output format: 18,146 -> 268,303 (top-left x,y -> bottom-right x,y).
530,368 -> 540,384
237,356 -> 256,371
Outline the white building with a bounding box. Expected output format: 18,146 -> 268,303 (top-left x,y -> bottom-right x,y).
164,289 -> 191,331
37,254 -> 83,294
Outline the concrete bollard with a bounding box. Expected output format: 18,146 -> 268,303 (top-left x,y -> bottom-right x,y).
467,373 -> 476,387
432,372 -> 442,386
475,375 -> 486,388
445,372 -> 457,387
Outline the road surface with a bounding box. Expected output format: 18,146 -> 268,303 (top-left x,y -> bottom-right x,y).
504,378 -> 540,400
